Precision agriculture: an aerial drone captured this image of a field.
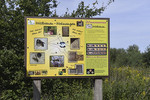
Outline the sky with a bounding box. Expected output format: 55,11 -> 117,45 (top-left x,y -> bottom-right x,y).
56,0 -> 150,52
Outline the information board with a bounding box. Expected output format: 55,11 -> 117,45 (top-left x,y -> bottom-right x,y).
25,17 -> 110,78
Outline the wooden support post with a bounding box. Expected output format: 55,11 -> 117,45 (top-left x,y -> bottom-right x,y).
33,80 -> 41,100
94,79 -> 103,100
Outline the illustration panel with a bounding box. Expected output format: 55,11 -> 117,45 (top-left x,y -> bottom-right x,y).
75,64 -> 83,74
34,38 -> 48,50
25,17 -> 109,78
70,38 -> 80,49
50,56 -> 64,67
44,26 -> 57,36
68,51 -> 77,62
30,52 -> 45,64
62,26 -> 69,37
77,21 -> 84,26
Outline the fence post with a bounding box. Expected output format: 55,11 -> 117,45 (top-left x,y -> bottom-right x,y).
33,80 -> 41,100
94,79 -> 103,100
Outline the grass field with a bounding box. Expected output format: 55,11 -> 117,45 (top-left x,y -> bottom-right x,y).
103,67 -> 150,100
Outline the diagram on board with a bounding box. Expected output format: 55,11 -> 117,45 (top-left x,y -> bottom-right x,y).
25,17 -> 109,78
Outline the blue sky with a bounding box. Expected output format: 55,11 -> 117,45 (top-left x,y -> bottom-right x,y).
56,0 -> 150,52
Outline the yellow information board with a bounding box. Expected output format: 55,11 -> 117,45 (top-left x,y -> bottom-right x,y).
25,17 -> 110,78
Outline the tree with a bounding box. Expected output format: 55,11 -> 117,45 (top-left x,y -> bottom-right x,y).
0,0 -> 114,99
110,48 -> 128,67
142,45 -> 150,68
110,45 -> 144,68
63,0 -> 114,18
112,48 -> 128,67
0,0 -> 58,99
126,44 -> 143,67
110,48 -> 118,66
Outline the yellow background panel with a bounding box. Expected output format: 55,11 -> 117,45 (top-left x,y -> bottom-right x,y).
25,17 -> 109,78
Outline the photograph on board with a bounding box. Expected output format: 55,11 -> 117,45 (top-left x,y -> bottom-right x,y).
68,51 -> 77,62
34,38 -> 48,50
70,38 -> 80,49
62,26 -> 69,37
30,52 -> 45,64
50,56 -> 64,67
44,26 -> 57,36
77,21 -> 84,26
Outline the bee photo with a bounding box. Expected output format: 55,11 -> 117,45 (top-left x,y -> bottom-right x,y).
30,52 -> 45,64
34,38 -> 48,50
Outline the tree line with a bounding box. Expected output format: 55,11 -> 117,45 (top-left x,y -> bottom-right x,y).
110,44 -> 150,68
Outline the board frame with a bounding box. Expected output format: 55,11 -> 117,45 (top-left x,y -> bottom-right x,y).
24,16 -> 110,79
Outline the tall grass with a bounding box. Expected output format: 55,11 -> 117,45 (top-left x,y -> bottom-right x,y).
103,67 -> 150,100
40,67 -> 150,100
11,67 -> 149,100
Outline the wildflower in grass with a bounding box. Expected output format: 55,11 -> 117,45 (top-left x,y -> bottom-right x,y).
105,78 -> 108,83
136,73 -> 140,77
142,91 -> 146,96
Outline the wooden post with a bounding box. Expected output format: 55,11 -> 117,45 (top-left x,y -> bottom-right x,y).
94,79 -> 103,100
33,80 -> 41,100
